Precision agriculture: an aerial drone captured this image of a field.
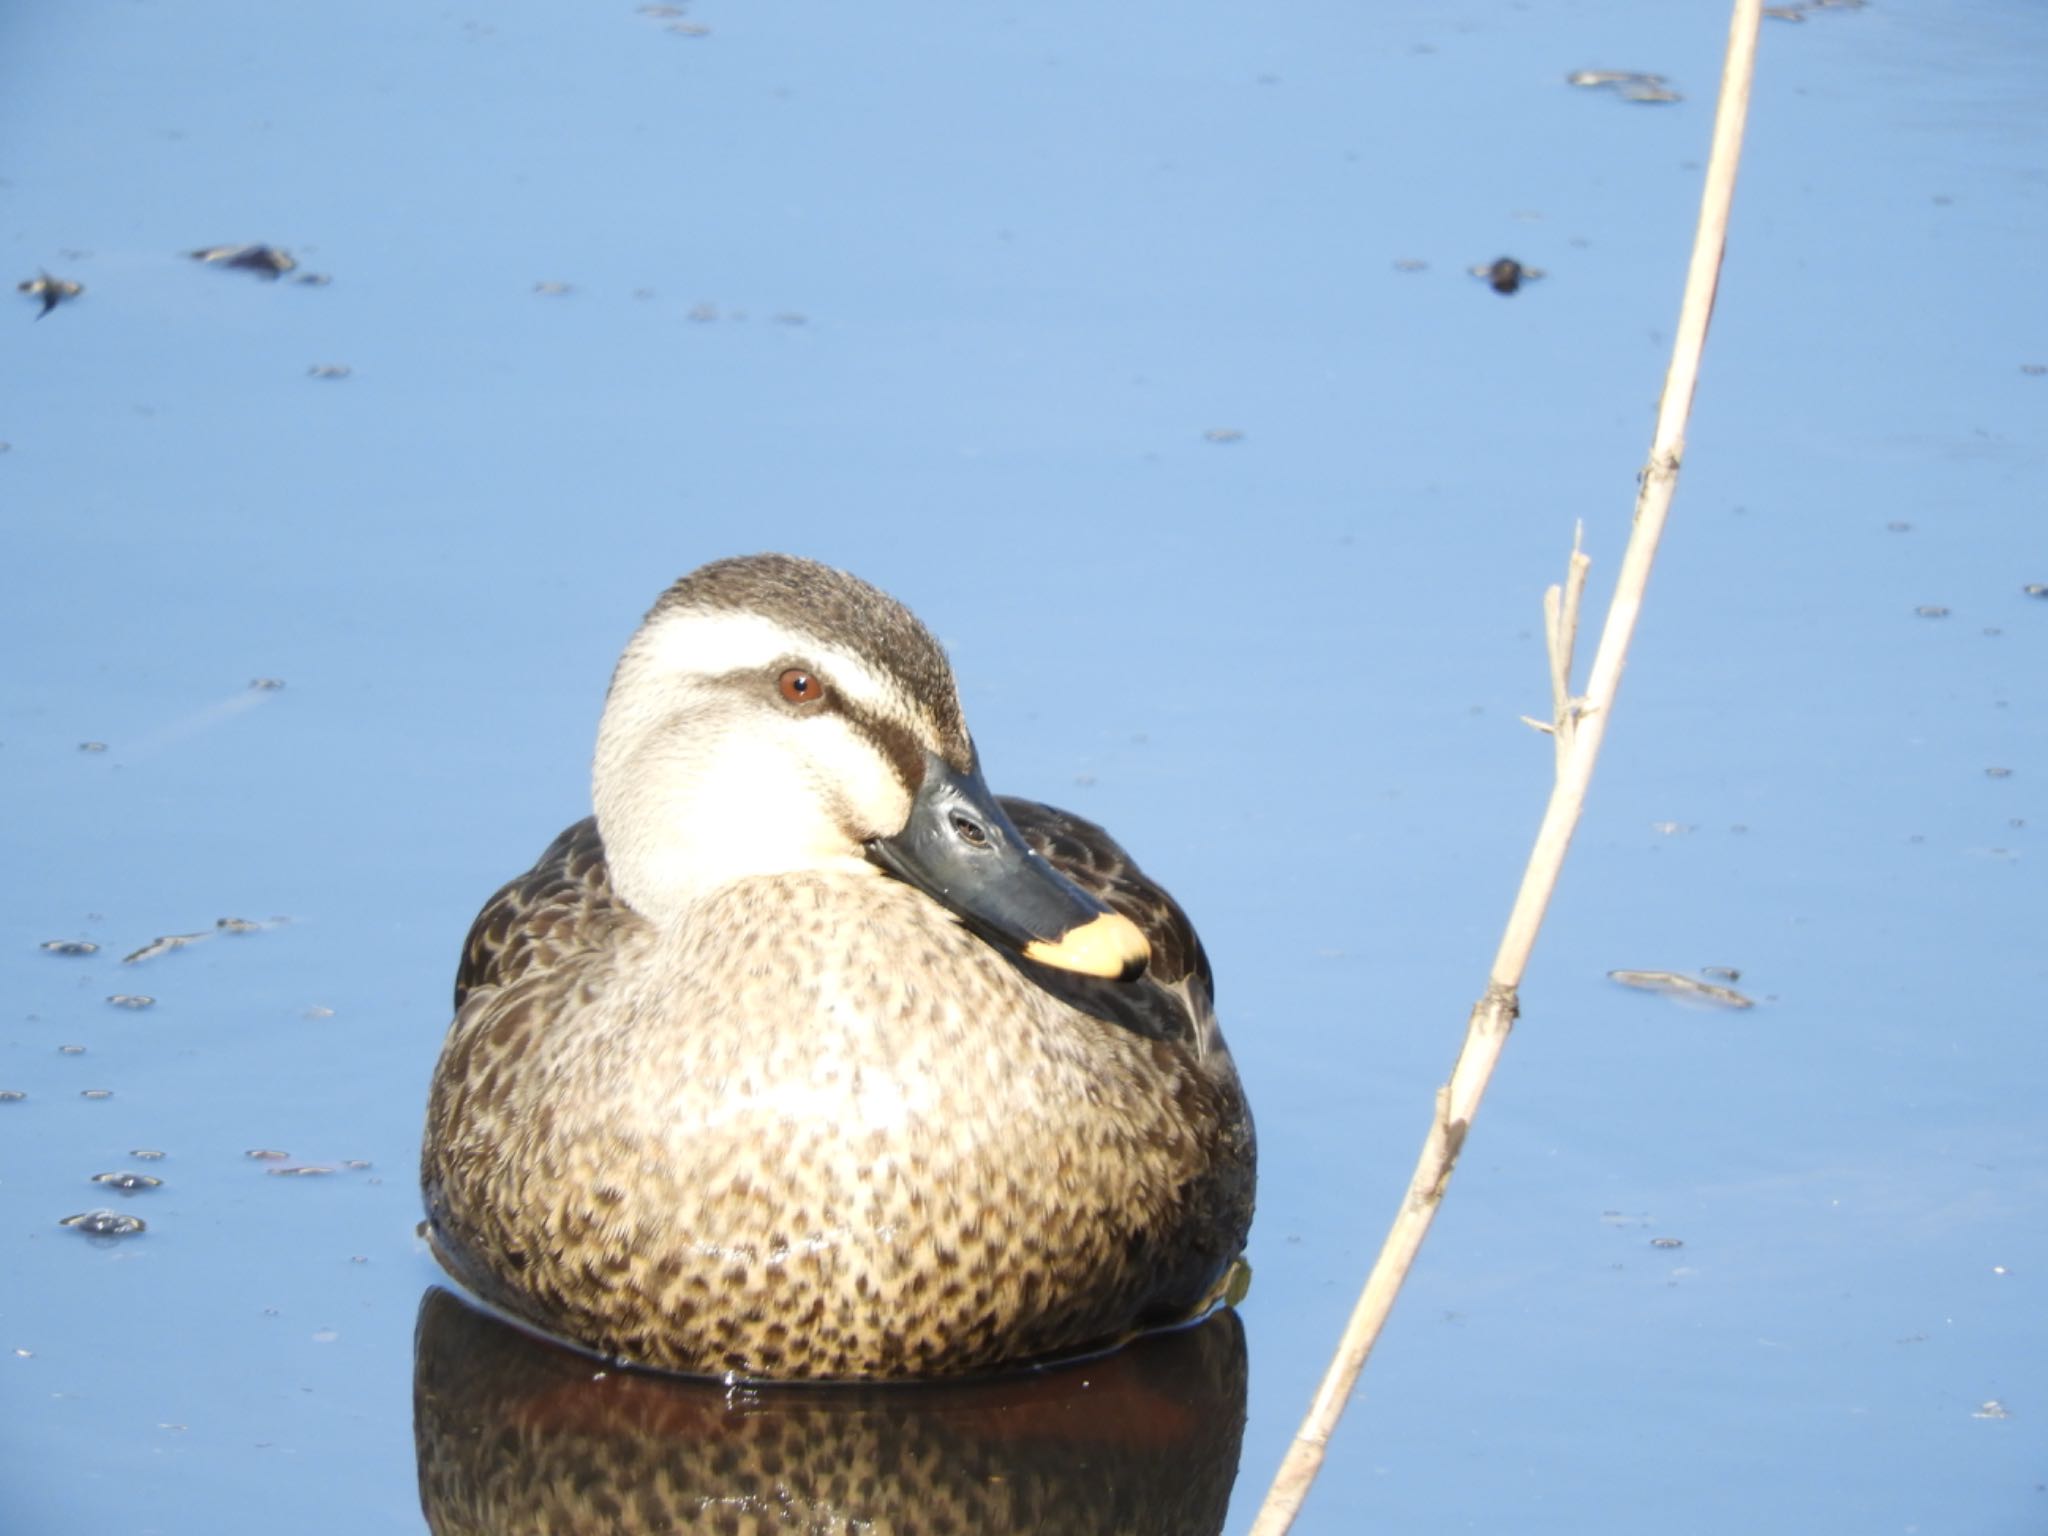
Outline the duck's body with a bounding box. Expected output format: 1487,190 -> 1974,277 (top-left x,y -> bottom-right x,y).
422,555 -> 1254,1380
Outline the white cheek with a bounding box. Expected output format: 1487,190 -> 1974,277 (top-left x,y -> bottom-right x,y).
804,723 -> 913,839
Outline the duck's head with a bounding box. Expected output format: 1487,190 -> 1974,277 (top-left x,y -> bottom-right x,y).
593,554 -> 1148,981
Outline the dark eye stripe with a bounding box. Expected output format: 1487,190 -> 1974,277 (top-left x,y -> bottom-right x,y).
841,707 -> 929,794
701,663 -> 932,794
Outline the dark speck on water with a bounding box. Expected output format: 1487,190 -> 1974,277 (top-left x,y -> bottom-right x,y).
1473,256 -> 1542,295
0,1090 -> 26,1103
244,1149 -> 291,1161
41,939 -> 98,956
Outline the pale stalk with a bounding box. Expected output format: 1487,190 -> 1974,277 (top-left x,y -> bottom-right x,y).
1246,3 -> 1763,1531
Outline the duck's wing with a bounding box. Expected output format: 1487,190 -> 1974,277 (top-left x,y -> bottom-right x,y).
998,797 -> 1220,1053
453,817 -> 629,1012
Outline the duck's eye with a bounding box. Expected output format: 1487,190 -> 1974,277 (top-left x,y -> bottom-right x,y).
777,668 -> 827,706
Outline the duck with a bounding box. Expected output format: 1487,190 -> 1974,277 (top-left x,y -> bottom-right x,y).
421,554 -> 1255,1380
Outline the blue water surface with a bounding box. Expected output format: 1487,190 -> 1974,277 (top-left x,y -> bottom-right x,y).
5,1 -> 2044,1531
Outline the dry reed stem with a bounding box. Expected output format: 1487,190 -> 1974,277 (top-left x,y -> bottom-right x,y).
1245,3 -> 1763,1531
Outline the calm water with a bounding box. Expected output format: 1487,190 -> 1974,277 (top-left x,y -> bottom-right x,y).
5,2 -> 2044,1531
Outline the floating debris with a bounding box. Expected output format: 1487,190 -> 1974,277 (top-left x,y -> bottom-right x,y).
1202,428 -> 1245,445
295,271 -> 332,288
1885,520 -> 1913,532
687,302 -> 720,323
1649,1236 -> 1685,1250
57,1045 -> 86,1056
80,1089 -> 114,1100
2021,364 -> 2046,377
41,939 -> 98,956
245,1148 -> 291,1161
78,741 -> 108,753
1767,0 -> 1866,19
1914,604 -> 1951,619
306,363 -> 352,380
1566,70 -> 1681,104
2024,583 -> 2047,599
217,916 -> 263,933
1566,68 -> 1654,87
1391,257 -> 1429,273
1972,1399 -> 2011,1420
533,280 -> 574,296
665,20 -> 711,36
303,1005 -> 335,1020
0,1090 -> 25,1103
18,271 -> 84,318
771,311 -> 807,326
106,994 -> 156,1010
636,2 -> 687,14
92,1171 -> 163,1192
190,244 -> 297,277
130,1148 -> 167,1160
1700,965 -> 1742,982
247,678 -> 286,692
61,1209 -> 146,1237
1608,969 -> 1756,1009
267,1163 -> 337,1177
341,1159 -> 373,1171
1472,257 -> 1543,295
1985,767 -> 2013,779
123,931 -> 209,965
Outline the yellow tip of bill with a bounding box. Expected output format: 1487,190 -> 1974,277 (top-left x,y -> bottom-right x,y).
1023,909 -> 1149,981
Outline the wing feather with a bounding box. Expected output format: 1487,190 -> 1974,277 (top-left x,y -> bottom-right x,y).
998,797 -> 1218,1051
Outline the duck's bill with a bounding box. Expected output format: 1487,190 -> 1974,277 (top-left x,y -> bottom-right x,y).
865,753 -> 1149,982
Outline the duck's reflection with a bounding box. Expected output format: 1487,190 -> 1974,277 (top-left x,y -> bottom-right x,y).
414,1286 -> 1248,1534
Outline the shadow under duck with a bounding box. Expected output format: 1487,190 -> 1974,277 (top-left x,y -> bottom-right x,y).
421,554 -> 1255,1380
